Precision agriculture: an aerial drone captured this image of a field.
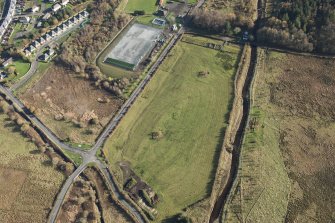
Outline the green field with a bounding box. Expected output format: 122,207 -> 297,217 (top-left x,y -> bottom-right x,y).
125,0 -> 158,14
13,60 -> 30,76
0,113 -> 64,222
104,36 -> 240,221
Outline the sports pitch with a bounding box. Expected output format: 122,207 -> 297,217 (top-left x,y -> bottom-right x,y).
104,23 -> 162,70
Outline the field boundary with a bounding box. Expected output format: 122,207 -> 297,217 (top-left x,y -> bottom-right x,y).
207,44 -> 251,221
221,48 -> 263,221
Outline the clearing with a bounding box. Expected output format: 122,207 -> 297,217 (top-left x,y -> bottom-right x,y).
19,64 -> 123,145
224,50 -> 335,223
0,113 -> 65,223
103,35 -> 241,221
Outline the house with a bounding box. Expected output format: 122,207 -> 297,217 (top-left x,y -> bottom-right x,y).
49,30 -> 56,37
81,11 -> 89,17
28,45 -> 36,52
172,24 -> 178,31
44,33 -> 51,40
2,57 -> 13,67
24,49 -> 31,56
61,0 -> 69,6
39,37 -> 46,44
36,21 -> 42,28
64,20 -> 70,27
42,13 -> 51,21
40,48 -> 55,62
49,0 -> 56,2
55,27 -> 62,33
61,23 -> 67,29
32,40 -> 40,48
19,16 -> 31,24
31,6 -> 39,13
71,17 -> 76,23
75,14 -> 81,21
52,4 -> 61,12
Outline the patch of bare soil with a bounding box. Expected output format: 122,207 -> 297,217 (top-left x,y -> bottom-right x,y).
56,177 -> 101,223
269,54 -> 335,222
20,65 -> 123,144
84,167 -> 134,223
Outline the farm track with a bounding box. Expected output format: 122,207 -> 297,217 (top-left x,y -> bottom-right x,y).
209,46 -> 257,223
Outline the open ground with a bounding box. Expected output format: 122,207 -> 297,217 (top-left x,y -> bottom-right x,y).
103,34 -> 241,222
19,64 -> 124,145
0,113 -> 65,223
224,50 -> 335,223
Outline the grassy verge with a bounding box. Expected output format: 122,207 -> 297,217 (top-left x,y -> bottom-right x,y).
103,35 -> 240,222
62,150 -> 83,166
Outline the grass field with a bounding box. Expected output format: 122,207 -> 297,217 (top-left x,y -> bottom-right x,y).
103,35 -> 240,222
0,113 -> 64,223
224,50 -> 335,222
125,0 -> 157,14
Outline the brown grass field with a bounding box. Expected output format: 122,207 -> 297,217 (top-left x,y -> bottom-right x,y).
0,113 -> 65,223
20,64 -> 123,145
224,50 -> 335,222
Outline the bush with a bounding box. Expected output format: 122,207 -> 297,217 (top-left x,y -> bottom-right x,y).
133,10 -> 145,16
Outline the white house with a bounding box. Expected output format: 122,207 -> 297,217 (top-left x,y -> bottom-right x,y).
31,6 -> 39,13
42,13 -> 51,21
61,0 -> 69,6
52,4 -> 61,12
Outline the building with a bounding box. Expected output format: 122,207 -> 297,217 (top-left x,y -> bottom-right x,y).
44,33 -> 51,40
52,4 -> 61,12
40,48 -> 55,62
19,16 -> 31,24
39,36 -> 46,44
31,5 -> 39,13
61,0 -> 69,6
24,49 -> 31,56
49,30 -> 56,37
32,40 -> 40,48
28,45 -> 36,52
49,0 -> 56,2
37,21 -> 42,28
2,57 -> 13,67
42,13 -> 51,21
